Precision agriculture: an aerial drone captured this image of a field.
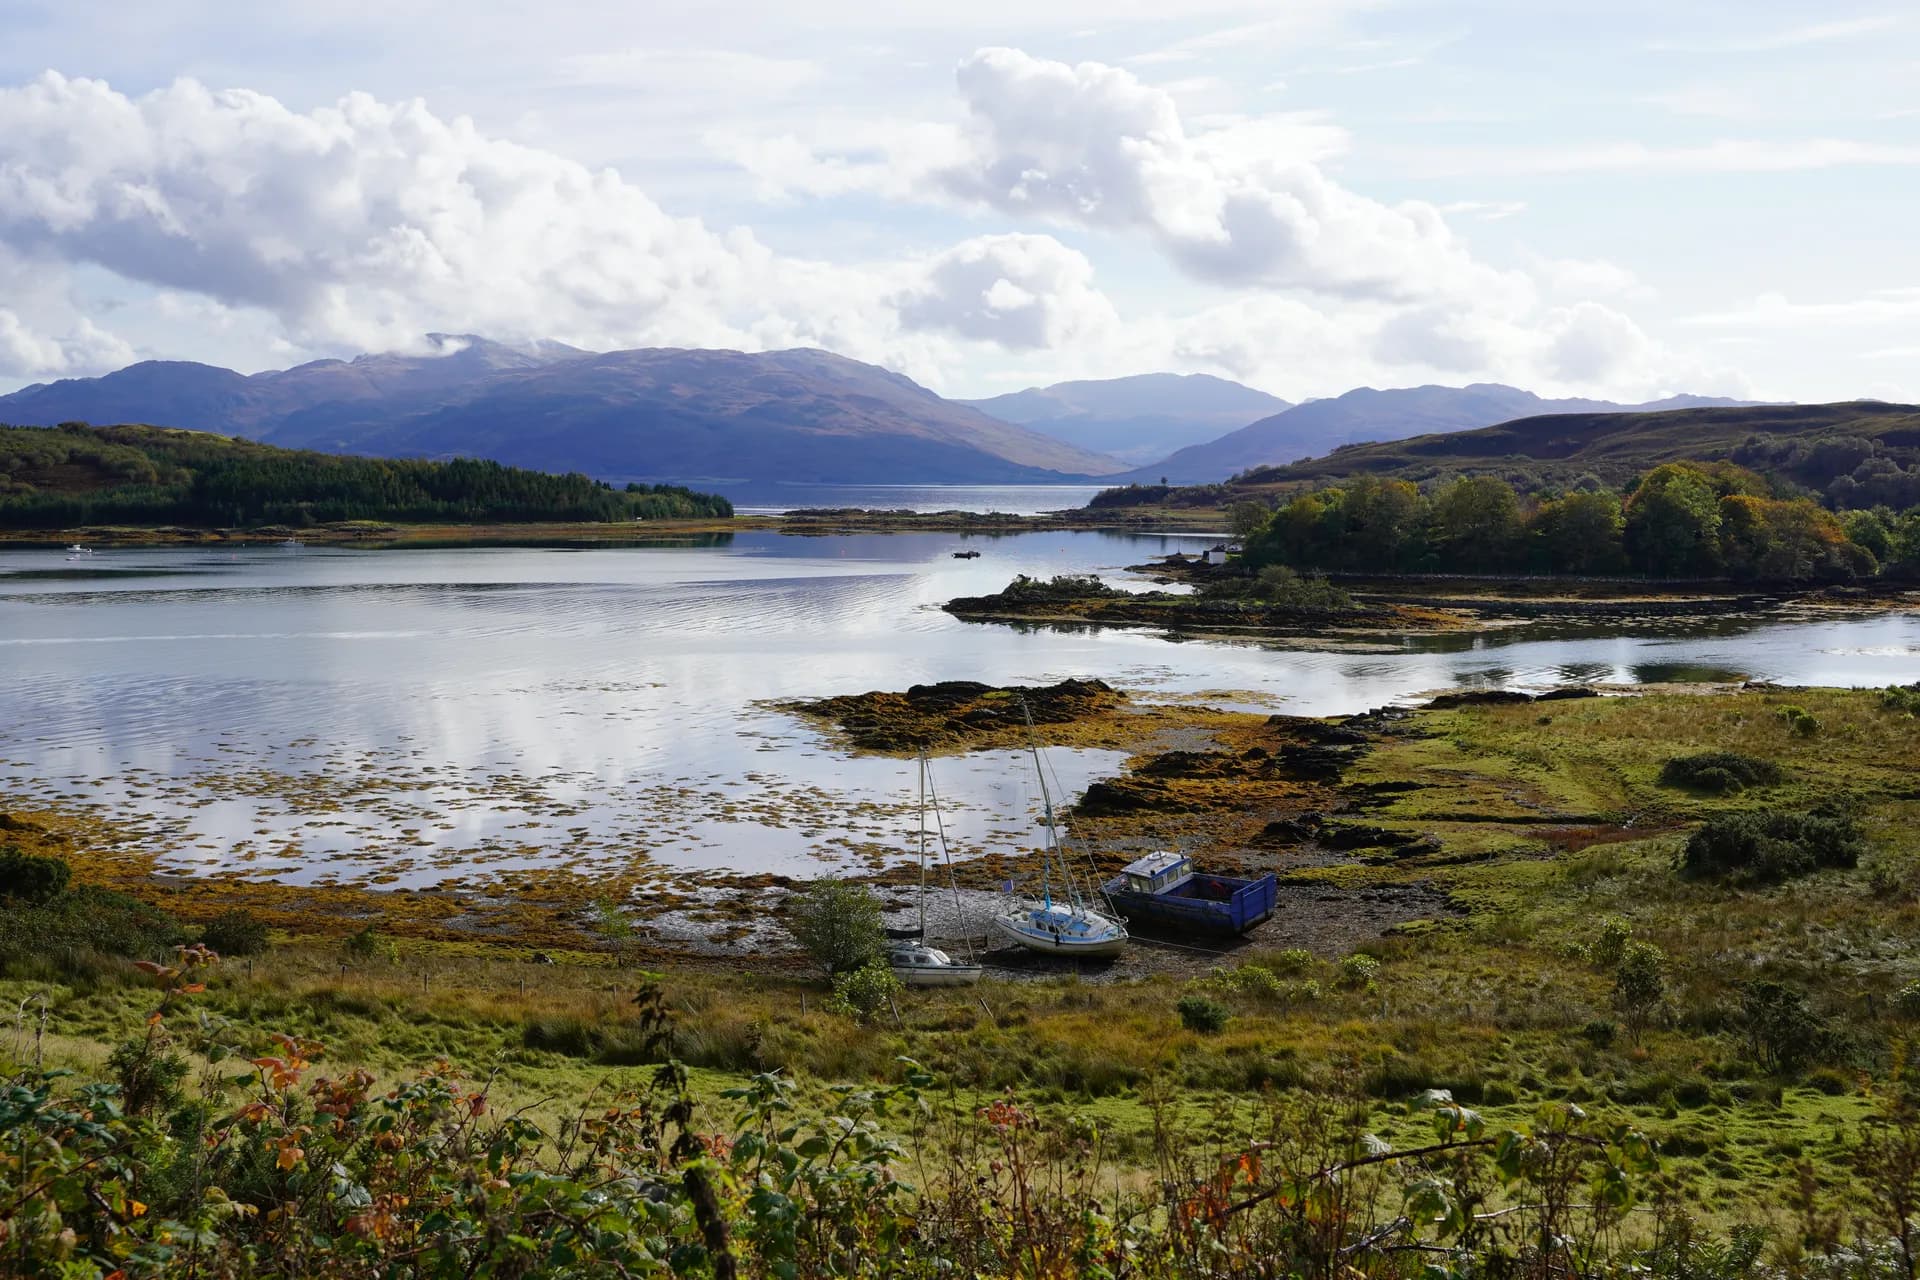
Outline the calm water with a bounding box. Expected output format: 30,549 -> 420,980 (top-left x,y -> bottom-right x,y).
1,532 -> 1915,890
707,482 -> 1108,515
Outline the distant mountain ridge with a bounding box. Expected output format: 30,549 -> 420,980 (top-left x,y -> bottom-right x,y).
1200,400 -> 1920,499
0,338 -> 1128,485
960,373 -> 1290,466
1128,383 -> 1756,484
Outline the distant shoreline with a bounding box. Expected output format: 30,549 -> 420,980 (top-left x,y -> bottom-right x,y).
0,505 -> 1231,548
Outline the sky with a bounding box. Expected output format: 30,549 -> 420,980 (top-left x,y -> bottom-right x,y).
0,0 -> 1914,404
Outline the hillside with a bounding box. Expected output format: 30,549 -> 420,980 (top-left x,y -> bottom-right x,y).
959,372 -> 1289,466
0,340 -> 1127,485
0,423 -> 732,528
1229,400 -> 1920,498
1129,384 -> 1751,484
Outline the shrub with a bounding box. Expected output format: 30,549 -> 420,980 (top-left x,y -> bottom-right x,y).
787,878 -> 885,978
107,1036 -> 189,1115
1253,566 -> 1355,610
0,845 -> 71,903
201,908 -> 270,957
1679,810 -> 1864,884
1339,953 -> 1381,990
0,883 -> 180,977
1775,705 -> 1819,737
1658,751 -> 1787,795
1581,1019 -> 1618,1048
1590,917 -> 1633,970
827,961 -> 902,1022
1268,948 -> 1315,975
1740,982 -> 1830,1075
1893,981 -> 1920,1019
1177,994 -> 1231,1034
1612,942 -> 1667,1044
1881,684 -> 1920,716
342,924 -> 395,964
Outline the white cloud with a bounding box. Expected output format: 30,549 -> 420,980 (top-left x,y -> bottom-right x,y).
745,48 -> 1529,309
0,71 -> 1134,383
1681,288 -> 1920,327
0,310 -> 134,378
1401,137 -> 1920,178
894,234 -> 1118,349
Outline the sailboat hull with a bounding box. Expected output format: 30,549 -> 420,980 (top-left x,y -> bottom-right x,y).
992,909 -> 1128,958
893,962 -> 985,987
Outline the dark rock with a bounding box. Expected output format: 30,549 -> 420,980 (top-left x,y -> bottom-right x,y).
1320,823 -> 1421,850
1254,815 -> 1324,845
1423,689 -> 1536,710
1072,779 -> 1195,815
1535,686 -> 1600,702
1276,744 -> 1365,778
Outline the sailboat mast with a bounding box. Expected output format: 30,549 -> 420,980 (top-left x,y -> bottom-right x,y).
1020,698 -> 1061,907
917,751 -> 929,940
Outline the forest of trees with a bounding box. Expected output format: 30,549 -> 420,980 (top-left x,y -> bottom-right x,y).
0,424 -> 732,528
1237,462 -> 1920,583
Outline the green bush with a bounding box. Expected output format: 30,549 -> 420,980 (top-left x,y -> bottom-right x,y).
0,845 -> 71,903
1740,982 -> 1833,1075
1267,948 -> 1315,975
1339,953 -> 1381,990
1881,684 -> 1920,716
201,908 -> 271,957
1893,981 -> 1920,1018
0,883 -> 181,977
786,879 -> 885,978
1775,705 -> 1819,737
342,924 -> 395,964
828,961 -> 902,1022
1658,752 -> 1786,794
1679,810 -> 1864,884
1176,994 -> 1231,1034
1581,1019 -> 1618,1048
1252,566 -> 1355,610
1590,917 -> 1633,970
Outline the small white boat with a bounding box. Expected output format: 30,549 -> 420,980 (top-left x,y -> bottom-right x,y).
991,700 -> 1129,960
889,941 -> 983,986
889,752 -> 983,988
280,537 -> 302,549
65,544 -> 92,555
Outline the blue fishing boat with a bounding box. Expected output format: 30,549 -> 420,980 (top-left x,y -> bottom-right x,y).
1101,852 -> 1277,935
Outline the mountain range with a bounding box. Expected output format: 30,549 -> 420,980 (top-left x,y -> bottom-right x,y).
0,338 -> 1127,485
958,373 -> 1290,467
0,338 -> 1756,487
1127,384 -> 1756,484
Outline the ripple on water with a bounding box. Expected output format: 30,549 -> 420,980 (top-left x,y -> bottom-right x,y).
1,535 -> 1916,887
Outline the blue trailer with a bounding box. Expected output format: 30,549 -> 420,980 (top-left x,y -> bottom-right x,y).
1101,852 -> 1277,935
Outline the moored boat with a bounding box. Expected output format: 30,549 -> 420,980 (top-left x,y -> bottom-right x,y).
991,699 -> 1129,960
1101,851 -> 1277,935
888,751 -> 983,988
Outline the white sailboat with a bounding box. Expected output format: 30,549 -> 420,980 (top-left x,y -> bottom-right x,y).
889,751 -> 983,987
991,703 -> 1129,959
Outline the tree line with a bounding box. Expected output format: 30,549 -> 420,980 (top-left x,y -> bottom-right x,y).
1236,463 -> 1920,583
0,423 -> 732,528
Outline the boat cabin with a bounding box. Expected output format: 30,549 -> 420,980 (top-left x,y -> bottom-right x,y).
1118,851 -> 1193,896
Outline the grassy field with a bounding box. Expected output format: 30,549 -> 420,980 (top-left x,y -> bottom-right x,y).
7,685 -> 1920,1247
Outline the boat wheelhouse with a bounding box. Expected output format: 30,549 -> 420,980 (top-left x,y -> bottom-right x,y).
1101,851 -> 1277,935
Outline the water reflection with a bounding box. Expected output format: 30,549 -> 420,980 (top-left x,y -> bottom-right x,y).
0,533 -> 1914,887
